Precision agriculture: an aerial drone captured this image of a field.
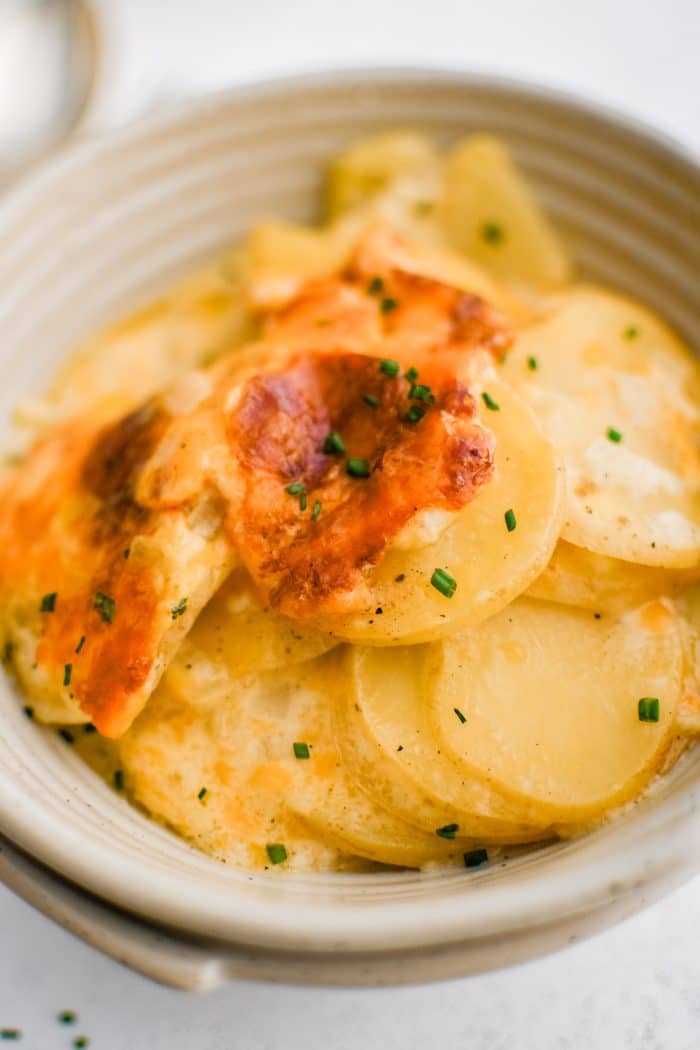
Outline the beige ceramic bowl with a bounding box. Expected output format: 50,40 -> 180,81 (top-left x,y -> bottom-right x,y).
0,70 -> 698,989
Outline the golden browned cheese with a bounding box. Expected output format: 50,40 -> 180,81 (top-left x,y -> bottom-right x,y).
0,230 -> 508,737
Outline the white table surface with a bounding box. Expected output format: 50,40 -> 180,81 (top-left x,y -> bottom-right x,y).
2,1 -> 699,1046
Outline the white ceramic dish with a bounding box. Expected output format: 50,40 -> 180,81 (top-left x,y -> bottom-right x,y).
0,69 -> 698,988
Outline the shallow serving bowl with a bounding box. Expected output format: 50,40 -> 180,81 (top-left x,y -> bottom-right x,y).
0,69 -> 698,989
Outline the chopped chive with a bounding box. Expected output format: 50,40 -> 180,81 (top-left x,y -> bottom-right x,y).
380,296 -> 398,314
93,592 -> 115,624
431,568 -> 457,599
464,847 -> 488,868
0,1031 -> 21,1041
363,393 -> 380,408
73,1039 -> 90,1049
293,742 -> 310,760
405,366 -> 419,382
23,706 -> 34,720
266,843 -> 288,865
638,697 -> 660,723
285,482 -> 305,495
395,573 -> 405,582
197,786 -> 208,801
323,431 -> 346,455
113,770 -> 124,791
123,547 -> 131,559
75,635 -> 86,654
366,276 -> 384,296
170,597 -> 188,620
59,729 -> 74,745
299,491 -> 308,511
311,500 -> 322,522
63,663 -> 72,687
481,391 -> 500,412
2,641 -> 14,664
453,707 -> 467,724
606,427 -> 623,443
436,823 -> 459,840
409,383 -> 435,404
346,459 -> 370,478
504,508 -> 517,532
623,325 -> 639,340
527,355 -> 538,371
379,359 -> 400,377
40,592 -> 57,613
404,404 -> 426,424
58,1012 -> 76,1026
481,222 -> 504,244
83,723 -> 97,734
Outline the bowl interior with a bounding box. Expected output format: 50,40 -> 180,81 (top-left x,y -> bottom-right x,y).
0,71 -> 698,953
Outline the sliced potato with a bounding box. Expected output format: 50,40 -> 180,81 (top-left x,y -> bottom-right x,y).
427,598 -> 684,822
326,131 -> 440,219
528,540 -> 698,614
340,644 -> 552,842
323,376 -> 565,644
439,134 -> 571,292
503,286 -> 700,569
185,567 -> 337,678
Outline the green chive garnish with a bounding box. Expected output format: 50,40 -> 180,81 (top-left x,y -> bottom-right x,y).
114,770 -> 124,791
481,391 -> 500,411
2,641 -> 14,664
404,404 -> 425,424
73,1039 -> 90,1049
482,222 -> 504,244
171,597 -> 188,620
40,592 -> 57,613
59,729 -> 74,745
75,636 -> 86,654
266,843 -> 288,865
638,697 -> 660,723
299,491 -> 308,511
623,325 -> 639,340
293,742 -> 310,759
23,706 -> 34,720
405,366 -> 419,382
380,296 -> 398,314
366,276 -> 384,296
198,786 -> 208,801
436,823 -> 459,840
606,427 -> 623,443
454,707 -> 467,724
347,459 -> 370,478
527,356 -> 538,371
93,592 -> 115,624
323,431 -> 346,455
504,508 -> 517,532
464,847 -> 488,868
311,500 -> 322,521
409,383 -> 435,404
63,664 -> 72,687
0,1030 -> 21,1041
83,724 -> 97,734
380,359 -> 400,377
431,568 -> 457,598
58,1013 -> 76,1026
363,393 -> 379,408
285,482 -> 305,495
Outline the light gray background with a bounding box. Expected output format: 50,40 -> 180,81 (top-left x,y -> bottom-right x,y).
2,1 -> 699,1047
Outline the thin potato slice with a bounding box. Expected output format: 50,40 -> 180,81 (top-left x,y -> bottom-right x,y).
326,131 -> 440,219
503,286 -> 700,569
340,644 -> 552,842
323,377 -> 565,644
124,649 -> 459,870
186,567 -> 337,678
427,598 -> 684,822
439,134 -> 571,292
528,540 -> 698,614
